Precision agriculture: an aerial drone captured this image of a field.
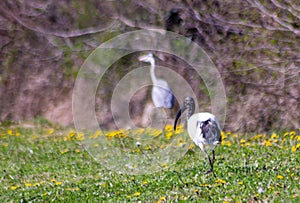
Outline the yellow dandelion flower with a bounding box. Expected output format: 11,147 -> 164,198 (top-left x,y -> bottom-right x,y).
150,129 -> 162,137
64,131 -> 76,141
240,139 -> 246,144
133,192 -> 140,197
203,183 -> 210,187
25,183 -> 32,187
251,133 -> 263,141
188,143 -> 195,150
215,179 -> 226,184
277,175 -> 283,179
222,140 -> 231,147
142,181 -> 147,185
283,132 -> 289,137
15,132 -> 20,136
135,128 -> 144,134
89,130 -> 102,138
157,196 -> 166,203
296,136 -> 300,141
105,131 -> 115,138
76,132 -> 85,141
264,140 -> 272,147
75,149 -> 81,153
174,128 -> 184,134
61,149 -> 68,154
221,132 -> 227,139
161,163 -> 168,169
48,128 -> 54,135
271,133 -> 278,139
146,146 -> 152,150
55,181 -> 62,186
291,144 -> 300,152
244,142 -> 251,147
10,186 -> 18,190
182,196 -> 188,200
290,131 -> 296,136
164,125 -> 173,132
7,129 -> 13,136
165,132 -> 173,140
3,143 -> 8,147
117,132 -> 128,138
69,131 -> 76,137
238,181 -> 243,185
33,182 -> 39,187
94,143 -> 99,147
194,189 -> 199,193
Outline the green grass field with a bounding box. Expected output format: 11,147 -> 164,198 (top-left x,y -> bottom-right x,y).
0,123 -> 299,202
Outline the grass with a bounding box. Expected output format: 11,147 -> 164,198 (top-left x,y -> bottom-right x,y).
0,124 -> 299,202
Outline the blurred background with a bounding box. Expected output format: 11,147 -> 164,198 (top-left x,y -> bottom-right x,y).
0,0 -> 299,132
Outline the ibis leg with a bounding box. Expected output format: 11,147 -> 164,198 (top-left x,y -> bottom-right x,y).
212,149 -> 215,164
204,153 -> 216,177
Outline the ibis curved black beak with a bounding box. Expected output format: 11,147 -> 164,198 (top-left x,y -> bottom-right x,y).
173,105 -> 187,131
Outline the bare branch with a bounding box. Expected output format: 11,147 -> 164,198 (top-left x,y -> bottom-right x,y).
246,0 -> 300,36
211,13 -> 262,29
25,0 -> 54,10
270,0 -> 300,21
132,0 -> 160,16
285,0 -> 300,12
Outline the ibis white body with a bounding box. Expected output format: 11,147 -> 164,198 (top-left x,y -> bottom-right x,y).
188,113 -> 221,152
